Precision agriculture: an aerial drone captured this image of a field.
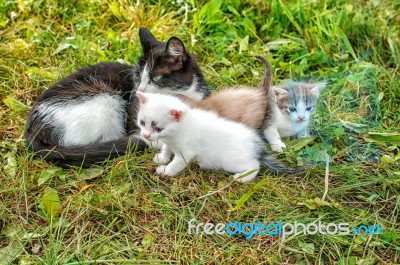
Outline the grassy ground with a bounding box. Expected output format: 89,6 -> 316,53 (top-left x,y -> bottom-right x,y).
1,0 -> 399,264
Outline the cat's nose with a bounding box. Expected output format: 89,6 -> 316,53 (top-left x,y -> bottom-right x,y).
143,133 -> 151,139
298,115 -> 305,121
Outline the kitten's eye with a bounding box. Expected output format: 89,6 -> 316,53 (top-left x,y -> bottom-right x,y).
154,127 -> 163,133
288,107 -> 297,112
140,120 -> 145,126
152,75 -> 162,82
306,106 -> 314,111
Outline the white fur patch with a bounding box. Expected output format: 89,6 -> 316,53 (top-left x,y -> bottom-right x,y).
168,44 -> 181,56
137,68 -> 204,100
38,94 -> 126,146
268,106 -> 309,137
137,64 -> 150,92
178,77 -> 204,100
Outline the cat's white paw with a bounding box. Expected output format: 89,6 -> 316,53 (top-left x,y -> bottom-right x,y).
271,141 -> 286,152
295,131 -> 309,138
233,173 -> 255,183
153,153 -> 170,164
156,165 -> 167,175
233,172 -> 258,183
156,165 -> 177,176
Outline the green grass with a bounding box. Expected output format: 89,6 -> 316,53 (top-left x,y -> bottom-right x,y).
1,0 -> 400,264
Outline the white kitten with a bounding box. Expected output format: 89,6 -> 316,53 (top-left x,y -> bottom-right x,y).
136,91 -> 264,182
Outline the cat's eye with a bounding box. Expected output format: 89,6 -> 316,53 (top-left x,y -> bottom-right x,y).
306,106 -> 314,111
152,75 -> 162,82
140,120 -> 145,126
288,107 -> 297,112
154,127 -> 163,133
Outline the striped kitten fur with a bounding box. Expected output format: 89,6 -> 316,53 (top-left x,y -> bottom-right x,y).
265,81 -> 325,151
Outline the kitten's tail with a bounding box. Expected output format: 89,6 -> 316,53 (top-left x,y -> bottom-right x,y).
261,152 -> 305,175
28,136 -> 147,168
255,55 -> 272,94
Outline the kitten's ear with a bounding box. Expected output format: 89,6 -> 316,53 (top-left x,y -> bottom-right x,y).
273,87 -> 288,97
163,37 -> 188,66
310,82 -> 326,94
170,109 -> 183,122
272,86 -> 288,102
136,91 -> 148,104
139,27 -> 159,53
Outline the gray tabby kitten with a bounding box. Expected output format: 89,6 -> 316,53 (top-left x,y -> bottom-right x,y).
265,81 -> 325,152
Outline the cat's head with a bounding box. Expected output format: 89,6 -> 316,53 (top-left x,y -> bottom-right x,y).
136,91 -> 187,141
136,27 -> 210,100
273,81 -> 326,123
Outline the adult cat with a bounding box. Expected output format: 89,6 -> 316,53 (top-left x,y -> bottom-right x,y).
25,27 -> 210,167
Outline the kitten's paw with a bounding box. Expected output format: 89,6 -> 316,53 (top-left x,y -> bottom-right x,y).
295,132 -> 309,138
156,165 -> 167,175
233,169 -> 258,183
271,142 -> 286,152
153,153 -> 170,164
156,165 -> 177,177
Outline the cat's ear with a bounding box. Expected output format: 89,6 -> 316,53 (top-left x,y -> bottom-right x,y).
310,82 -> 326,94
170,109 -> 183,122
163,37 -> 188,67
273,87 -> 288,97
272,86 -> 288,102
139,27 -> 159,53
136,91 -> 148,104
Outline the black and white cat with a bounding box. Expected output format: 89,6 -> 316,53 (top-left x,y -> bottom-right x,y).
25,27 -> 210,167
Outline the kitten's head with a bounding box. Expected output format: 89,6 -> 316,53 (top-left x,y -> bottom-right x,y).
136,27 -> 210,100
136,91 -> 187,141
273,81 -> 326,123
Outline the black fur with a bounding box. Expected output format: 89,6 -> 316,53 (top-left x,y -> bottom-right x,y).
138,30 -> 210,96
25,27 -> 210,167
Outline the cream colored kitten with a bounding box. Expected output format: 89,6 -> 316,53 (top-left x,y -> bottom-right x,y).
180,56 -> 273,129
180,56 -> 325,152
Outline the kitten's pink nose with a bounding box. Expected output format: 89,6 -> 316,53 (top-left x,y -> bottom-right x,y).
298,115 -> 305,121
143,133 -> 151,139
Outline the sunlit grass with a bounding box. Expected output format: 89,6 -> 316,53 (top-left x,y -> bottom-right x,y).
0,0 -> 399,264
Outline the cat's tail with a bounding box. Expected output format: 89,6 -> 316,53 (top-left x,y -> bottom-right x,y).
28,136 -> 147,168
254,55 -> 272,94
261,152 -> 305,175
